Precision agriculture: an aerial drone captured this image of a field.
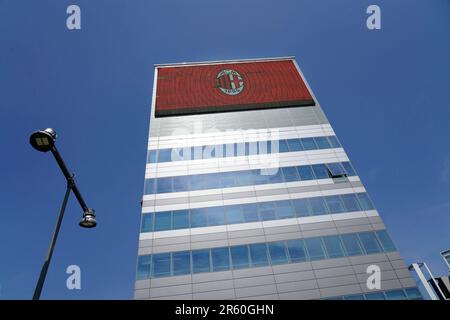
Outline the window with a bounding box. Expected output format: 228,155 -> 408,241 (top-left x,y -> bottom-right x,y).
292,198 -> 311,217
173,176 -> 188,192
357,193 -> 375,210
236,142 -> 246,157
259,202 -> 276,221
224,143 -> 236,157
207,207 -> 226,226
203,174 -> 220,189
242,203 -> 259,222
323,235 -> 345,258
405,288 -> 422,300
268,242 -> 288,265
172,210 -> 189,229
226,205 -> 244,224
152,253 -> 171,278
358,232 -> 382,254
156,177 -> 172,193
258,140 -> 271,154
324,195 -> 345,214
287,139 -> 303,152
249,243 -> 269,267
343,294 -> 365,300
375,230 -> 396,252
364,292 -> 386,300
192,249 -> 210,273
158,149 -> 173,162
267,169 -> 284,184
247,141 -> 258,156
312,164 -> 330,179
231,245 -> 250,269
172,251 -> 191,275
304,237 -> 326,261
190,175 -> 206,190
275,200 -> 295,219
326,163 -> 347,178
340,194 -> 361,212
309,197 -> 328,215
136,255 -> 151,280
385,289 -> 407,300
286,239 -> 307,263
145,179 -> 155,195
190,208 -> 207,228
297,166 -> 315,180
235,171 -> 254,187
141,213 -> 153,232
147,150 -> 158,163
328,136 -> 341,148
301,137 -> 317,150
282,167 -> 300,182
154,211 -> 172,231
220,172 -> 236,188
341,162 -> 356,176
314,137 -> 331,149
279,140 -> 290,152
211,247 -> 230,272
341,234 -> 363,256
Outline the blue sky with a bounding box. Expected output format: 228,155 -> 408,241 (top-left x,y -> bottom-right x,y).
0,0 -> 449,299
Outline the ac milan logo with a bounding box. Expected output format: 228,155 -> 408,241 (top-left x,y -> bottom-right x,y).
216,69 -> 244,95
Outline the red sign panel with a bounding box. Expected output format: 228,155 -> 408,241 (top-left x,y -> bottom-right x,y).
155,59 -> 315,117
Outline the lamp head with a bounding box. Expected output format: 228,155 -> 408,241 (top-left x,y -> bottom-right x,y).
79,208 -> 97,228
30,128 -> 57,152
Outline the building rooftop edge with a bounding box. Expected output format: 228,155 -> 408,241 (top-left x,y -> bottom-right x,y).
154,56 -> 296,68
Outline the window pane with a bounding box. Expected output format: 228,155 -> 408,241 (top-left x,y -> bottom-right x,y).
224,143 -> 236,157
357,193 -> 375,210
190,208 -> 207,228
324,195 -> 345,214
326,163 -> 346,177
297,166 -> 315,180
301,137 -> 317,150
328,136 -> 341,148
275,200 -> 295,219
152,253 -> 171,278
173,176 -> 188,192
211,247 -> 230,272
266,169 -> 284,184
249,243 -> 269,267
385,289 -> 407,300
192,249 -> 210,274
344,294 -> 365,300
236,142 -> 246,157
405,288 -> 423,300
247,141 -> 258,156
154,211 -> 172,231
341,234 -> 363,256
141,213 -> 153,232
242,203 -> 259,222
340,194 -> 361,212
309,197 -> 328,215
172,210 -> 189,229
341,162 -> 356,176
358,232 -> 382,254
282,167 -> 300,182
323,236 -> 345,258
206,207 -> 225,226
204,174 -> 220,189
304,237 -> 326,261
365,292 -> 386,300
145,179 -> 155,195
231,245 -> 250,269
156,177 -> 172,193
137,255 -> 151,280
268,241 -> 288,265
279,140 -> 289,152
158,149 -> 173,162
314,137 -> 331,149
259,202 -> 276,221
220,171 -> 236,188
375,230 -> 396,252
287,138 -> 303,152
225,205 -> 244,224
147,150 -> 158,163
190,175 -> 206,190
235,171 -> 254,187
286,239 -> 307,262
172,251 -> 190,275
292,198 -> 311,217
312,164 -> 330,179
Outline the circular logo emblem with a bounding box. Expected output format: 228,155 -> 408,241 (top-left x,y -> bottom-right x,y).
216,69 -> 244,95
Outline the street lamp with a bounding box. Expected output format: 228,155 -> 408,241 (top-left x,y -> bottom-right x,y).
29,128 -> 96,300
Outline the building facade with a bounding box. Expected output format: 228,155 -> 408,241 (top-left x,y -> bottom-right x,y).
134,57 -> 421,300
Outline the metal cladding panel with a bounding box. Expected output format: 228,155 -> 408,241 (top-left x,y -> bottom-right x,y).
155,59 -> 315,117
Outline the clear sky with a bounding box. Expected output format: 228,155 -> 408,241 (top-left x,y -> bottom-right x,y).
0,0 -> 449,299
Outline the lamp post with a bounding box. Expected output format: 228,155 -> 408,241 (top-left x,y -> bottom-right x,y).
29,128 -> 96,300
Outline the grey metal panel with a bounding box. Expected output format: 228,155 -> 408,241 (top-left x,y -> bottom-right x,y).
235,284 -> 278,298
368,216 -> 383,224
153,236 -> 190,246
379,279 -> 403,291
355,270 -> 397,283
228,228 -> 265,239
138,247 -> 153,255
319,284 -> 362,298
349,253 -> 389,265
228,235 -> 266,246
263,224 -> 301,235
333,218 -> 371,227
352,261 -> 393,274
272,262 -> 312,274
274,270 -> 316,284
193,279 -> 235,293
154,197 -> 190,206
311,257 -> 351,270
394,268 -> 413,279
192,271 -> 233,283
139,239 -> 153,248
371,223 -> 386,230
134,288 -> 150,299
277,279 -> 318,293
336,224 -> 374,234
300,221 -> 336,231
190,239 -> 229,250
150,284 -> 193,298
278,289 -> 321,300
222,191 -> 256,200
151,275 -> 192,288
232,266 -> 274,278
239,294 -> 280,300
390,259 -> 408,270
193,289 -> 236,300
233,275 -> 275,288
399,277 -> 417,288
264,232 -> 303,242
314,266 -> 355,279
189,194 -> 223,203
317,275 -> 359,288
191,232 -> 228,243
152,243 -> 190,254
255,188 -> 289,197
152,293 -> 194,300
135,279 -> 151,290
301,228 -> 339,238
386,252 -> 402,261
